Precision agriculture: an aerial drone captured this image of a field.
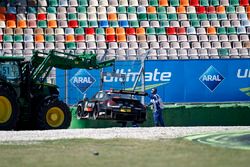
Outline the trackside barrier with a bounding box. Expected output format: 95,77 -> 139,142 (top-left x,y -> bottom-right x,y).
69,103 -> 250,128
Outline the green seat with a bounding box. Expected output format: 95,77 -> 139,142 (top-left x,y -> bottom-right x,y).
138,13 -> 147,21
227,27 -> 236,34
200,0 -> 209,6
14,35 -> 23,42
117,6 -> 127,13
198,14 -> 208,20
149,0 -> 159,6
208,14 -> 217,20
77,6 -> 86,13
167,14 -> 177,20
38,20 -> 47,28
156,27 -> 166,34
66,42 -> 76,50
109,21 -> 119,27
3,35 -> 13,42
160,21 -> 169,27
68,13 -> 77,20
190,20 -> 200,27
48,0 -> 58,6
96,28 -> 105,34
218,48 -> 229,56
217,14 -> 227,20
75,27 -> 84,34
157,6 -> 166,13
217,27 -> 226,34
27,7 -> 37,13
229,0 -> 239,6
127,6 -> 136,13
188,13 -> 198,20
129,21 -> 139,27
169,0 -> 180,6
88,21 -> 98,27
209,0 -> 220,6
78,0 -> 88,6
226,6 -> 235,14
79,20 -> 88,27
45,35 -> 55,42
47,7 -> 57,13
146,27 -> 156,34
148,14 -> 158,21
158,13 -> 168,20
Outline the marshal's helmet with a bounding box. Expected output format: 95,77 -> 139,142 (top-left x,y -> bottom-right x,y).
151,88 -> 157,94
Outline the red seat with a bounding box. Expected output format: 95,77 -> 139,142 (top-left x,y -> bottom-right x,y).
177,27 -> 186,34
196,6 -> 206,14
85,28 -> 95,35
166,27 -> 176,35
68,20 -> 78,28
6,13 -> 16,20
75,35 -> 85,42
207,6 -> 216,14
240,0 -> 249,6
0,35 -> 2,42
189,0 -> 199,6
106,35 -> 116,42
37,14 -> 46,20
126,28 -> 135,35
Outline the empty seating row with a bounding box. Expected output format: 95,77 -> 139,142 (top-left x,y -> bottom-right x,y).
1,0 -> 250,7
1,5 -> 250,14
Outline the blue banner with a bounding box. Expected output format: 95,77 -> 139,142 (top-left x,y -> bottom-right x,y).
56,59 -> 250,105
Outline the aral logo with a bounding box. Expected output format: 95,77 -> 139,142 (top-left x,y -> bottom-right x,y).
199,66 -> 224,92
70,69 -> 96,94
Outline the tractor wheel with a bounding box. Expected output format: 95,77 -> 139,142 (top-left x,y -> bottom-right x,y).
37,99 -> 71,130
0,86 -> 19,130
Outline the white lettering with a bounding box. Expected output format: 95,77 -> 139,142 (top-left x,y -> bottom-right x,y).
103,68 -> 172,82
202,75 -> 221,81
237,69 -> 250,78
72,77 -> 92,84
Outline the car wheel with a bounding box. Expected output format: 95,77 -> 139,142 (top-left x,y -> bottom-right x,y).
93,107 -> 99,120
76,106 -> 89,119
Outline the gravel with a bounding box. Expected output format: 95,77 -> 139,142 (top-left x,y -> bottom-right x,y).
0,126 -> 249,142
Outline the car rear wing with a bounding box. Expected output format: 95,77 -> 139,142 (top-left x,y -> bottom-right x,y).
110,89 -> 148,96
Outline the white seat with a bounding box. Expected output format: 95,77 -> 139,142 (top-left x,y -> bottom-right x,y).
96,35 -> 105,42
128,14 -> 137,20
118,14 -> 127,20
45,42 -> 55,49
24,42 -> 34,49
138,0 -> 148,6
127,49 -> 137,57
140,21 -> 149,27
221,20 -> 231,27
158,35 -> 167,42
78,13 -> 87,20
239,35 -> 249,41
97,7 -> 107,13
188,35 -> 198,42
97,41 -> 107,49
167,49 -> 177,56
201,41 -> 211,48
119,42 -> 128,49
178,14 -> 187,21
178,49 -> 187,56
86,35 -> 95,42
167,7 -> 176,14
67,7 -> 77,13
170,21 -> 180,27
147,35 -> 157,42
55,43 -> 65,49
199,35 -> 208,41
157,49 -> 167,57
109,42 -> 118,49
160,42 -> 170,49
180,21 -> 190,27
98,14 -> 107,20
178,35 -> 188,42
87,6 -> 97,14
208,48 -> 218,56
139,42 -> 149,49
108,0 -> 119,6
168,35 -> 177,42
129,0 -> 139,6
88,14 -> 97,21
127,35 -> 136,42
229,48 -> 238,56
13,43 -> 23,50
180,42 -> 190,48
232,41 -> 242,48
221,41 -> 231,48
229,35 -> 238,42
69,0 -> 78,6
211,41 -> 221,48
150,42 -> 160,49
228,13 -> 238,20
89,0 -> 99,6
231,20 -> 241,27
129,41 -> 138,49
57,7 -> 67,13
87,42 -> 97,49
107,6 -> 117,13
210,21 -> 220,27
200,21 -> 210,27
186,6 -> 196,13
17,14 -> 26,20
170,42 -> 180,48
191,42 -> 201,48
208,35 -> 218,41
99,0 -> 109,6
238,48 -> 248,56
150,21 -> 160,27
119,0 -> 128,6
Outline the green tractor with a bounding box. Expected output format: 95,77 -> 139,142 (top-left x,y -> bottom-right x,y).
0,50 -> 114,130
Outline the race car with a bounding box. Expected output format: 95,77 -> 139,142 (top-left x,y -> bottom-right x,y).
76,89 -> 148,124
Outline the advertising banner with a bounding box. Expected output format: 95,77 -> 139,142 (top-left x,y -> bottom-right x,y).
56,59 -> 250,105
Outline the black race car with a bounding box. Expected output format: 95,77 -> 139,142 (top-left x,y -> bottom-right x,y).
76,89 -> 148,124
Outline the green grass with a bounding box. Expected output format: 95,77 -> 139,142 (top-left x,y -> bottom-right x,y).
0,138 -> 250,167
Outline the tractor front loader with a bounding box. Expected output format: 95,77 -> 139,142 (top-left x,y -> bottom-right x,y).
0,50 -> 114,130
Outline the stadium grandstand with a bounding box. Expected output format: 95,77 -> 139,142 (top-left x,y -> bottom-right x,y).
0,0 -> 250,60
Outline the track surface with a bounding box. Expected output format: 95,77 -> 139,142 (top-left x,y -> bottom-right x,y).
186,131 -> 250,150
0,126 -> 249,143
